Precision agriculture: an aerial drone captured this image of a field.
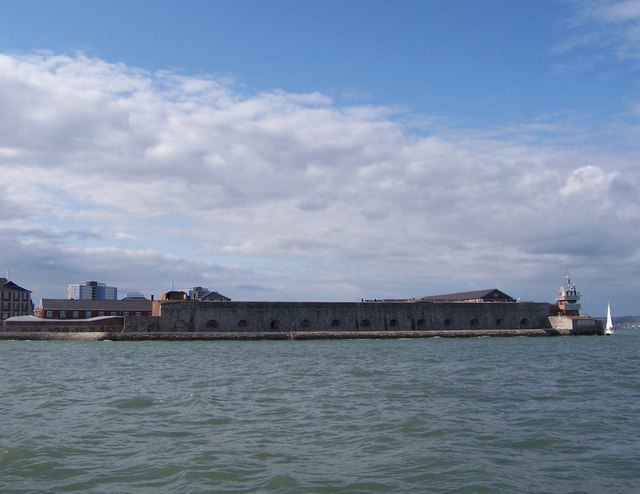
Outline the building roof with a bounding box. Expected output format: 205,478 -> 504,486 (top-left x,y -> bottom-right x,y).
199,291 -> 231,301
39,299 -> 152,311
420,289 -> 516,302
1,278 -> 31,292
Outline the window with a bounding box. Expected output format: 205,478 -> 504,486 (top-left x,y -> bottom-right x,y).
123,311 -> 129,316
389,319 -> 398,328
110,311 -> 117,316
444,318 -> 452,327
495,318 -> 503,327
238,320 -> 248,328
98,311 -> 104,317
60,311 -> 66,319
331,319 -> 340,328
270,320 -> 279,330
206,319 -> 218,329
46,311 -> 53,318
301,319 -> 311,328
85,311 -> 92,318
360,319 -> 370,328
470,318 -> 479,327
520,318 -> 529,327
416,318 -> 426,328
72,311 -> 79,319
135,312 -> 141,316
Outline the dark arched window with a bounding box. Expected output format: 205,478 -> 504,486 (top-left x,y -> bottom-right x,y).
360,319 -> 370,328
331,319 -> 340,328
470,318 -> 479,327
520,318 -> 529,327
173,319 -> 187,330
238,319 -> 248,328
270,320 -> 279,330
495,318 -> 503,327
206,319 -> 218,329
301,319 -> 311,328
416,318 -> 426,328
389,319 -> 398,328
444,318 -> 453,327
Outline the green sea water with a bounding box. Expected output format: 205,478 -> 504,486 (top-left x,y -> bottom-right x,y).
1,333 -> 639,493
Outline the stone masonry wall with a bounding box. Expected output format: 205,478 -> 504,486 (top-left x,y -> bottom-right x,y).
123,300 -> 552,333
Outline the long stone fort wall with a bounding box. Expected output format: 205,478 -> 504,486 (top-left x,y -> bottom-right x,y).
123,300 -> 553,333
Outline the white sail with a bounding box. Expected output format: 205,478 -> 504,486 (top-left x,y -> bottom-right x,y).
605,303 -> 615,335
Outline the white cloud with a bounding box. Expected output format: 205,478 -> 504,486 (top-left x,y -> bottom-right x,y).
1,52 -> 640,313
559,0 -> 640,61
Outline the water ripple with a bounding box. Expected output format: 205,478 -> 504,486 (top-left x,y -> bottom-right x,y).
2,335 -> 640,492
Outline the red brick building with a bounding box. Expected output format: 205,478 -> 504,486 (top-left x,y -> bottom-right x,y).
34,299 -> 152,319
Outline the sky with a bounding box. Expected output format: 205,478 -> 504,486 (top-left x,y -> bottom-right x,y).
1,0 -> 640,316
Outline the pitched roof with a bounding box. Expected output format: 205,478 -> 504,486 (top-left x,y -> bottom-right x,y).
1,279 -> 31,292
420,289 -> 515,302
39,299 -> 152,311
199,291 -> 231,301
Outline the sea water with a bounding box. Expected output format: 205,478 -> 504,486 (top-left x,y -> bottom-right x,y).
1,332 -> 639,493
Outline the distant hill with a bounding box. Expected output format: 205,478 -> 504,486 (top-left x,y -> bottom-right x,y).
597,315 -> 640,330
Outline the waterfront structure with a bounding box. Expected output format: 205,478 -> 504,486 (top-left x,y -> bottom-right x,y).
548,274 -> 601,333
555,273 -> 581,316
3,280 -> 604,339
67,281 -> 117,300
125,290 -> 553,333
34,298 -> 152,319
0,278 -> 34,320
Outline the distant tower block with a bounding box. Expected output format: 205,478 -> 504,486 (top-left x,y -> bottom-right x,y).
67,281 -> 117,300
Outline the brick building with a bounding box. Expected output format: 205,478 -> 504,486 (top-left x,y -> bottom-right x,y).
34,298 -> 152,319
1,278 -> 34,320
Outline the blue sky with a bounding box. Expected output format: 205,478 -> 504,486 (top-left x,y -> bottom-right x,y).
1,0 -> 640,316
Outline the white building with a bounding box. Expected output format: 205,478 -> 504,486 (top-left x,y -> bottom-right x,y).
67,281 -> 117,300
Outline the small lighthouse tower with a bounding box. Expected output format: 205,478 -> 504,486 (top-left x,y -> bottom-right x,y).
556,272 -> 581,316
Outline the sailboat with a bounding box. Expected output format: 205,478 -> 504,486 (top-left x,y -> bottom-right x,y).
605,303 -> 615,335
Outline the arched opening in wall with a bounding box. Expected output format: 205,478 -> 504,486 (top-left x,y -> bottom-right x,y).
495,318 -> 503,328
238,319 -> 248,328
301,319 -> 311,328
416,318 -> 426,329
389,319 -> 398,328
173,319 -> 187,330
206,319 -> 218,329
444,318 -> 453,327
470,318 -> 479,327
331,319 -> 340,328
360,319 -> 371,328
520,318 -> 529,328
270,320 -> 279,330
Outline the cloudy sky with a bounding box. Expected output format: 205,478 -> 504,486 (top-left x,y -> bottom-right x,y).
1,0 -> 640,315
